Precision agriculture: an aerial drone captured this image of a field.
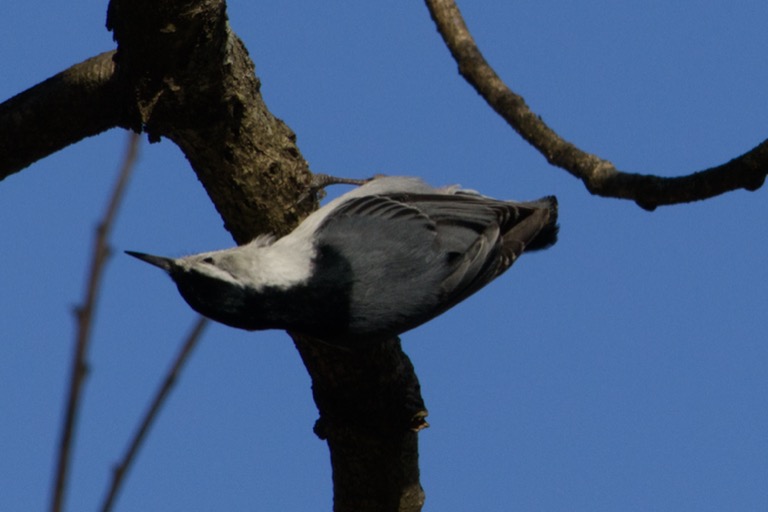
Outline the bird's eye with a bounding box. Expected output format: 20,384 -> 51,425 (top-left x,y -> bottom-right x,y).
202,257 -> 214,264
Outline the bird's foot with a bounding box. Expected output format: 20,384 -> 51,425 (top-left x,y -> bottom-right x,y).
299,173 -> 383,204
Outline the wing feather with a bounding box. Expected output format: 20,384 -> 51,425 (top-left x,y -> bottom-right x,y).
316,189 -> 557,339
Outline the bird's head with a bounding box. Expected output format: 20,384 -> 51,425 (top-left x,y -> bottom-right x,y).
125,249 -> 254,328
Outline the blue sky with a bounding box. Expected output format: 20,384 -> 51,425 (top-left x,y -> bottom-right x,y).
2,1 -> 767,511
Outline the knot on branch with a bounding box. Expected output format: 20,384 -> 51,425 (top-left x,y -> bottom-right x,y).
299,338 -> 428,438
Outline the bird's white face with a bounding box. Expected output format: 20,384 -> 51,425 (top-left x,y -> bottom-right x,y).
180,236 -> 316,292
176,251 -> 251,287
174,238 -> 312,292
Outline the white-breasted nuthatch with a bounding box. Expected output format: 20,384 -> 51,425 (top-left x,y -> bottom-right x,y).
127,176 -> 558,345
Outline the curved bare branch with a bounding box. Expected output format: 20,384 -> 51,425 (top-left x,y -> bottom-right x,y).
425,0 -> 768,210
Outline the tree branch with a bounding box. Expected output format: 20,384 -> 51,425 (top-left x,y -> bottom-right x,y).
100,317 -> 208,512
50,132 -> 139,512
103,0 -> 428,510
0,51 -> 130,180
106,0 -> 315,242
424,0 -> 768,210
295,336 -> 428,512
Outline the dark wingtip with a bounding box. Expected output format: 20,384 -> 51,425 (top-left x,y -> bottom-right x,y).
125,250 -> 175,271
524,196 -> 559,251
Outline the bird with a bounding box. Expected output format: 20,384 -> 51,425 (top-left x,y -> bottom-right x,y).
126,176 -> 558,346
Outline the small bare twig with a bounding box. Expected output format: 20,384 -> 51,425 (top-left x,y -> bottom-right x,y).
100,316 -> 208,512
424,0 -> 768,210
50,131 -> 140,512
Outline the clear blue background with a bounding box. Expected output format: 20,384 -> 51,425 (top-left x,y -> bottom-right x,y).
2,1 -> 767,511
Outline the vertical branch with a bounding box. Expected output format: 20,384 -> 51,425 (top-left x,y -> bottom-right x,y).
100,316 -> 208,512
294,336 -> 429,512
50,131 -> 140,512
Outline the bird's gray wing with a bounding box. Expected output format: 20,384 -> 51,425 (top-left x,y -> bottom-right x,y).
384,194 -> 517,312
317,192 -> 556,337
376,193 -> 556,314
316,194 -> 447,337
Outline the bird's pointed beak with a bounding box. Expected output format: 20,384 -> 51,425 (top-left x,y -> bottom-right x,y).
125,250 -> 176,272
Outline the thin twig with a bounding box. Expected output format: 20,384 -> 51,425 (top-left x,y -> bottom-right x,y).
50,131 -> 140,512
100,316 -> 208,512
424,0 -> 768,209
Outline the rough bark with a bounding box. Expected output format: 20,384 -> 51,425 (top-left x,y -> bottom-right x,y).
106,0 -> 314,241
0,51 -> 126,180
295,336 -> 428,512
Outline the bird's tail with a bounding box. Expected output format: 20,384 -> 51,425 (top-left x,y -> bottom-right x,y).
516,196 -> 559,251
